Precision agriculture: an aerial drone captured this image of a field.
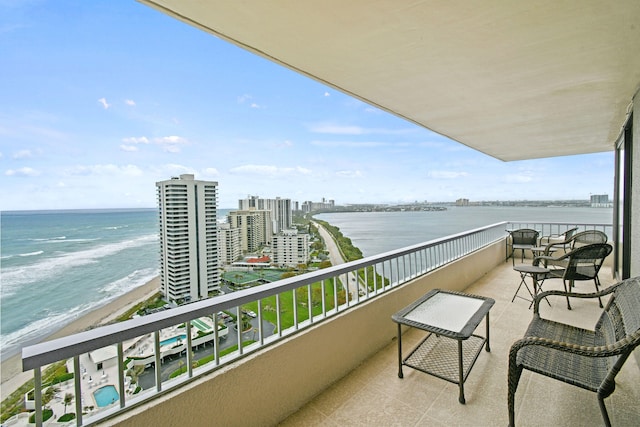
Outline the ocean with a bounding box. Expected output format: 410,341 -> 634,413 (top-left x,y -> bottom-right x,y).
1,205 -> 611,361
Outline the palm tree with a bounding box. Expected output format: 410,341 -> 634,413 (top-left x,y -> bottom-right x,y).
63,393 -> 73,414
42,385 -> 59,409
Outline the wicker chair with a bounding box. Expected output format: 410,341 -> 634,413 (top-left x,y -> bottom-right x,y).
538,226 -> 578,251
542,229 -> 608,256
508,276 -> 640,427
506,229 -> 539,265
533,243 -> 612,309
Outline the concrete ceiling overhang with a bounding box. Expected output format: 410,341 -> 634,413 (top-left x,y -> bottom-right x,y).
139,0 -> 640,161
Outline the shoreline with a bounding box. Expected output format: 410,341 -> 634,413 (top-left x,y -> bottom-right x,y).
1,276 -> 161,400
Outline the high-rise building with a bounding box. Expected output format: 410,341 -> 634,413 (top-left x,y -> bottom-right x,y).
228,209 -> 273,252
272,230 -> 310,267
238,195 -> 292,233
590,194 -> 612,208
156,174 -> 220,304
301,198 -> 335,213
218,222 -> 241,264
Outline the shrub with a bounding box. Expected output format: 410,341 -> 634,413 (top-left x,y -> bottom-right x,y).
28,408 -> 53,423
58,413 -> 76,422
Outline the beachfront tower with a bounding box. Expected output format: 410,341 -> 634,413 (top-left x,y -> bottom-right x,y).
238,195 -> 292,233
156,174 -> 220,304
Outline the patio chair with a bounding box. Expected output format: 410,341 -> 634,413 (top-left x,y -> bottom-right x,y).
538,226 -> 578,251
506,229 -> 539,265
508,276 -> 640,427
540,229 -> 608,256
533,243 -> 612,309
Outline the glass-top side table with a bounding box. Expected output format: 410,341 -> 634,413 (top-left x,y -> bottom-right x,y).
392,289 -> 495,404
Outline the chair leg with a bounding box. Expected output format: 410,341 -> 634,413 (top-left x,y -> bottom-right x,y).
563,279 -> 572,310
594,277 -> 603,308
508,352 -> 523,427
598,394 -> 612,427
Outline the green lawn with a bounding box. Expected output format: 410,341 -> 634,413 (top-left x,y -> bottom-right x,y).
243,278 -> 346,332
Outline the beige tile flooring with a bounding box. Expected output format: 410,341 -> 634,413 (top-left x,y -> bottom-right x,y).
280,263 -> 640,426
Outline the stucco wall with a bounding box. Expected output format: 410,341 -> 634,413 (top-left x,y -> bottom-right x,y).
102,240 -> 505,427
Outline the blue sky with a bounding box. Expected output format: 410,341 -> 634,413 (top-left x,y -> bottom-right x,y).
1,1 -> 614,210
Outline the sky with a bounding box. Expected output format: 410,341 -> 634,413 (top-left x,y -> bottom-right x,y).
1,1 -> 615,211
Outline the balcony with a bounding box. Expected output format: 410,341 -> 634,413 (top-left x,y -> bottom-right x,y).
15,222 -> 639,426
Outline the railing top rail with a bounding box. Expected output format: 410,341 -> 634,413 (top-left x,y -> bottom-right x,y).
22,220 -> 610,370
22,221 -> 508,370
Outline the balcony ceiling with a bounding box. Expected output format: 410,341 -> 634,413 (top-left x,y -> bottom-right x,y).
140,0 -> 640,161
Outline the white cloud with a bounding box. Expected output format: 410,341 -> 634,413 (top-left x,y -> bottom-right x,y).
13,149 -> 32,159
229,164 -> 312,176
324,92 -> 330,97
163,145 -> 182,153
5,167 -> 40,177
154,136 -> 187,144
237,94 -> 252,104
122,136 -> 150,144
98,98 -> 110,109
273,140 -> 293,149
125,99 -> 136,106
310,124 -> 367,135
505,174 -> 534,183
161,164 -> 196,176
309,123 -> 415,135
336,170 -> 363,178
66,164 -> 143,177
202,167 -> 219,177
120,144 -> 138,152
311,140 -> 389,148
428,171 -> 470,179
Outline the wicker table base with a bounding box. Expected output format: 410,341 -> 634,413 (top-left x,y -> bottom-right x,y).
393,289 -> 494,404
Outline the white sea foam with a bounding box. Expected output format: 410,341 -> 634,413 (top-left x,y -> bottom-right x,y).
104,225 -> 128,230
0,300 -> 104,359
100,268 -> 159,295
18,250 -> 44,257
0,234 -> 158,300
29,236 -> 66,242
0,268 -> 159,359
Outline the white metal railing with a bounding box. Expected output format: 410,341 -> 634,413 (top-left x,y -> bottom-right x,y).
16,220 -> 610,426
505,221 -> 612,239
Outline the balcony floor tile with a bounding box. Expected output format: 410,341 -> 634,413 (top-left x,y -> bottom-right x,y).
280,263 -> 640,426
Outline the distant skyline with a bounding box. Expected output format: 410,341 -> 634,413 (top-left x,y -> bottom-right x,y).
1,1 -> 614,211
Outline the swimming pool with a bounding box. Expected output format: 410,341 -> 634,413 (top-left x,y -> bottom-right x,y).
93,385 -> 119,407
160,334 -> 186,347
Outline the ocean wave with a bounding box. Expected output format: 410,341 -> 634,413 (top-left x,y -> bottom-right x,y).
51,238 -> 101,243
19,250 -> 44,257
0,271 -> 159,360
104,225 -> 129,230
0,300 -> 103,360
29,236 -> 66,242
100,268 -> 159,295
0,234 -> 158,299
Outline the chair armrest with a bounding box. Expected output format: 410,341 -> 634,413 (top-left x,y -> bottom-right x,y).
532,286 -> 618,314
509,333 -> 637,360
533,255 -> 553,266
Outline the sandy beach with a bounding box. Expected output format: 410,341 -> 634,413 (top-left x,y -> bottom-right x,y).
1,276 -> 161,400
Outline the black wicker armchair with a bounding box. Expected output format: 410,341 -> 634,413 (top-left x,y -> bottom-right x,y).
538,226 -> 578,250
508,276 -> 640,427
541,229 -> 608,256
506,228 -> 539,265
533,243 -> 612,309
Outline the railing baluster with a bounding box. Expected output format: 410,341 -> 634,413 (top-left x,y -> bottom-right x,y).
16,220 -> 612,426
